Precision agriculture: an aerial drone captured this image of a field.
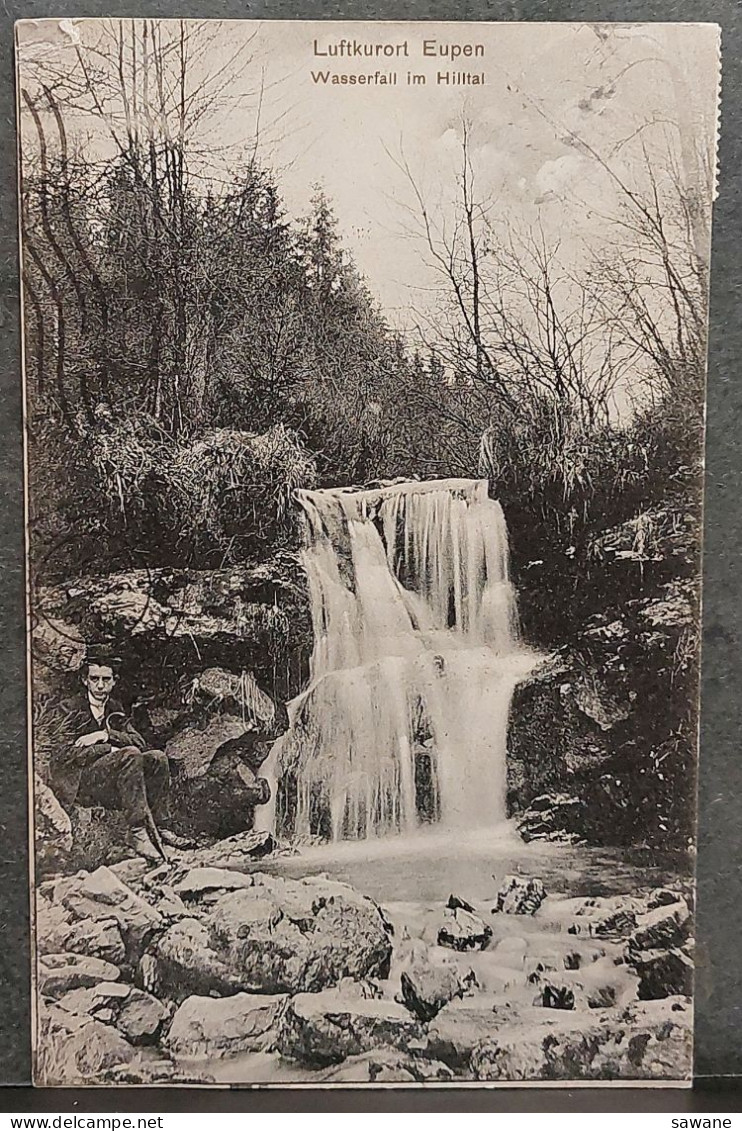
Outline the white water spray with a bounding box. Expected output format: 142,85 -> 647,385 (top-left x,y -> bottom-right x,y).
261,478 -> 533,842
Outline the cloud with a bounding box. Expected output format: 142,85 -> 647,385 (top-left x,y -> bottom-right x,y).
533,153 -> 585,204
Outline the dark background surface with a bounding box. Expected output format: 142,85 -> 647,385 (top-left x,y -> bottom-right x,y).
1,0 -> 740,1106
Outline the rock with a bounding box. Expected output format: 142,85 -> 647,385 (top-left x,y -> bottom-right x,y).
31,617 -> 86,675
569,896 -> 642,939
147,874 -> 392,999
190,668 -> 279,728
628,900 -> 691,952
57,866 -> 163,958
437,906 -> 492,952
63,917 -> 126,966
594,910 -> 638,938
108,1059 -> 215,1086
162,670 -> 286,839
35,562 -> 310,715
588,508 -> 694,568
647,888 -> 681,910
277,989 -> 422,1067
116,989 -> 170,1045
110,858 -> 153,886
49,969 -> 168,1048
165,712 -> 248,781
571,679 -> 631,731
172,867 -> 255,898
35,776 -> 73,867
38,953 -> 121,998
143,918 -> 241,1000
166,992 -> 288,1057
55,980 -> 131,1020
334,976 -> 383,1000
587,985 -> 618,1010
639,580 -> 694,631
55,977 -> 131,1013
206,876 -> 392,992
148,886 -> 191,921
506,653 -> 613,819
447,893 -> 476,913
540,984 -> 575,1010
648,884 -> 694,912
36,1004 -> 136,1086
399,959 -> 478,1022
516,795 -> 587,845
321,1051 -> 454,1084
36,895 -> 73,955
470,1000 -> 692,1081
188,830 -> 274,868
425,1005 -> 507,1070
168,747 -> 272,842
631,948 -> 694,1000
495,876 -> 546,915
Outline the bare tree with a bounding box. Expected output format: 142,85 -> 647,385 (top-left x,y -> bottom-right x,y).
583,136 -> 711,410
392,121 -> 632,473
19,19 -> 262,433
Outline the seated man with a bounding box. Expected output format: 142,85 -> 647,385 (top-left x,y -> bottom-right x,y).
48,651 -> 188,863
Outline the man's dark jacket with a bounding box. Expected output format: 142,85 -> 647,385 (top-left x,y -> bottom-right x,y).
47,694 -> 147,808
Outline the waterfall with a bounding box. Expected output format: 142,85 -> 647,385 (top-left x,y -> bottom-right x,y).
271,478 -> 532,843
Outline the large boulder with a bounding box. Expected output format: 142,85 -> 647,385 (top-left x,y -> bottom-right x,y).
141,918 -> 240,1000
34,560 -> 311,710
165,712 -> 248,781
145,873 -> 393,999
53,866 -> 164,960
277,989 -> 422,1067
36,1003 -> 136,1086
506,506 -> 701,852
169,753 -> 271,840
399,959 -> 478,1022
630,948 -> 694,1000
160,667 -> 286,840
469,999 -> 692,1081
506,653 -> 617,817
166,992 -> 288,1057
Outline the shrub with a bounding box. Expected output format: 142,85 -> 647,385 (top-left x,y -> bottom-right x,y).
31,414 -> 317,575
165,423 -> 317,561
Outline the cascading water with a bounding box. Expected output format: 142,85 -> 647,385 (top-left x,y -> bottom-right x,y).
266,478 -> 534,843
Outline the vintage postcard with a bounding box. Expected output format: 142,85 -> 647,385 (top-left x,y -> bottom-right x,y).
16,18 -> 719,1086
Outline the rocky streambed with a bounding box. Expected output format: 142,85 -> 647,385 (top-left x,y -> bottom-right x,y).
35,830 -> 694,1087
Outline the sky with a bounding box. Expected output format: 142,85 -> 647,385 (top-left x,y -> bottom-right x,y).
17,18 -> 721,332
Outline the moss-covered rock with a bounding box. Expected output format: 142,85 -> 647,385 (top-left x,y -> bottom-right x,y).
508,506 -> 700,849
